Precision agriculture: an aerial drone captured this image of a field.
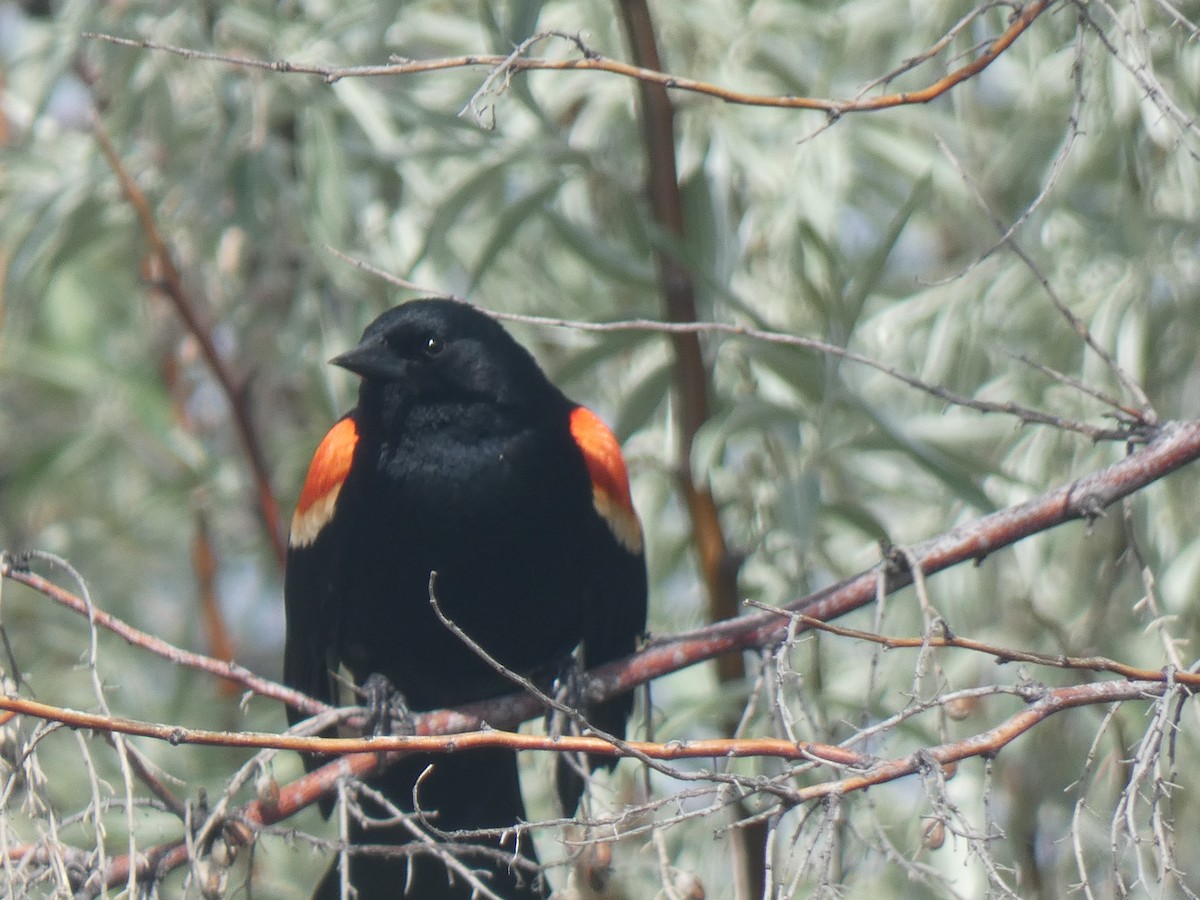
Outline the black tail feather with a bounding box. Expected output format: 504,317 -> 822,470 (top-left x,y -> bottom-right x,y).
313,748 -> 546,900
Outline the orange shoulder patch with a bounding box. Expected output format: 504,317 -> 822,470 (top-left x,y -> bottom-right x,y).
289,416 -> 359,548
569,406 -> 643,555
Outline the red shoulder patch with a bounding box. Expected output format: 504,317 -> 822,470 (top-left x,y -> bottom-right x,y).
289,416 -> 359,548
569,406 -> 643,555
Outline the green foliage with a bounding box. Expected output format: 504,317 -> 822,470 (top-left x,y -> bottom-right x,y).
1,0 -> 1199,897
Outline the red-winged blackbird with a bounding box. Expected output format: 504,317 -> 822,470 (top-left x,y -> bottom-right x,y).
283,299 -> 647,899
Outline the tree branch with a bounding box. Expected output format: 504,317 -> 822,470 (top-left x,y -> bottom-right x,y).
323,251 -> 1146,442
84,4 -> 1052,115
615,0 -> 744,688
91,116 -> 287,567
5,417 -> 1198,739
0,555 -> 316,715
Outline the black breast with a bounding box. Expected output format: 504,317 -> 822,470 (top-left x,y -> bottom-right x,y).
332,401 -> 598,711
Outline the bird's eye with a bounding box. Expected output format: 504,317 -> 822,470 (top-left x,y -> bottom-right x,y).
424,336 -> 444,357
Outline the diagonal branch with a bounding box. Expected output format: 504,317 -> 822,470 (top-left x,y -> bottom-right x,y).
91,117 -> 286,568
787,679 -> 1176,804
0,554 -> 314,714
7,417 -> 1200,740
619,418 -> 1200,694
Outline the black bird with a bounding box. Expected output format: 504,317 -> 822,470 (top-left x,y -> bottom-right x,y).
283,299 -> 647,898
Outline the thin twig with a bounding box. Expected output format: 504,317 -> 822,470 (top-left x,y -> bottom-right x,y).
0,555 -> 319,715
935,134 -> 1156,419
746,605 -> 1200,688
786,680 -> 1170,805
326,249 -> 1145,442
85,7 -> 1052,115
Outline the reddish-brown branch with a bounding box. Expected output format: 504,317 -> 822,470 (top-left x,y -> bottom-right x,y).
0,692 -> 865,766
151,273 -> 240,673
791,680 -> 1173,803
91,117 -> 287,568
615,419 -> 1200,694
847,0 -> 1053,112
85,3 -> 1052,114
612,1 -> 758,890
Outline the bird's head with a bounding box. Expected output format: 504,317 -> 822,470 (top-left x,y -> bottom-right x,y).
332,299 -> 559,414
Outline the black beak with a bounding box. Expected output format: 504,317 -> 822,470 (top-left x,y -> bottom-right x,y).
330,339 -> 408,381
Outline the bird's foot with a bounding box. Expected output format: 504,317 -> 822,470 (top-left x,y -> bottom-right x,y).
548,655 -> 597,815
359,672 -> 415,737
547,653 -> 595,736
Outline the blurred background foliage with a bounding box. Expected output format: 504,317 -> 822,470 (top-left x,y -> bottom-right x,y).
1,0 -> 1200,897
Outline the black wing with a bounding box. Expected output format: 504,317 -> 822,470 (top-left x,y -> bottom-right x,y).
558,406 -> 650,811
282,415 -> 360,736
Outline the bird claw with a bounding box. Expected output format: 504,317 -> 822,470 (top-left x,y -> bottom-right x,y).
359,672 -> 415,737
548,655 -> 591,730
548,655 -> 599,815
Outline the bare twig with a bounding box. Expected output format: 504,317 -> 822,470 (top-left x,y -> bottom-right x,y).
935,135 -> 1156,419
20,552 -> 139,895
326,250 -> 1146,441
56,677 -> 1179,890
85,6 -> 1052,115
788,680 -> 1172,805
1074,0 -> 1200,156
0,555 -> 319,715
748,606 -> 1200,688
